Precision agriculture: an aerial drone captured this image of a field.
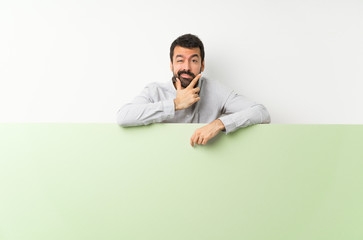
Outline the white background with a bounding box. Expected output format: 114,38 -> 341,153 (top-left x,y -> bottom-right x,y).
1,0 -> 362,123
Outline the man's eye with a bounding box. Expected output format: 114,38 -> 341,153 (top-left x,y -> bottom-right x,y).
177,60 -> 183,63
192,60 -> 198,63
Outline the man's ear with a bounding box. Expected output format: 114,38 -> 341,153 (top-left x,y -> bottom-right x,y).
170,61 -> 173,72
201,60 -> 205,72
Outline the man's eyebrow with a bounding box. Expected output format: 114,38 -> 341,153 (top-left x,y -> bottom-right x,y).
175,54 -> 200,59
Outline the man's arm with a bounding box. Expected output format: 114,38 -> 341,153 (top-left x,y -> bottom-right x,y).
116,93 -> 176,127
218,92 -> 270,133
117,74 -> 202,127
190,91 -> 270,146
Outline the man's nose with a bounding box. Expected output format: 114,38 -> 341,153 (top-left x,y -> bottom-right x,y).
181,61 -> 191,71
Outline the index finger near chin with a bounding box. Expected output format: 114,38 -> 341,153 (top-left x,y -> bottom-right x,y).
188,74 -> 201,89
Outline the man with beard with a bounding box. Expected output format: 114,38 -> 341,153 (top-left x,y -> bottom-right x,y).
117,34 -> 270,146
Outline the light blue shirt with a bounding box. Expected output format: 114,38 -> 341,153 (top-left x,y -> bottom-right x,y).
117,77 -> 270,133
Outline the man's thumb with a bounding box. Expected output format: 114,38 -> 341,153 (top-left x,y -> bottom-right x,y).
176,78 -> 182,90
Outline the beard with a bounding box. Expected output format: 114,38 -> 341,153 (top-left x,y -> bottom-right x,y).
172,69 -> 200,88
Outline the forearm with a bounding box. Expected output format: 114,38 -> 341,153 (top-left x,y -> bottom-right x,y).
211,119 -> 225,131
219,104 -> 270,133
117,99 -> 175,127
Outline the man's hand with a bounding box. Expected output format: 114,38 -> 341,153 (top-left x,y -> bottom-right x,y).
190,119 -> 225,147
174,74 -> 201,111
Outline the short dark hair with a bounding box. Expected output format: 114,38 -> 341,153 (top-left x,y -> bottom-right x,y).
170,34 -> 205,63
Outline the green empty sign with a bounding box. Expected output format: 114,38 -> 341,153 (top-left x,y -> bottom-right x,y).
0,123 -> 362,240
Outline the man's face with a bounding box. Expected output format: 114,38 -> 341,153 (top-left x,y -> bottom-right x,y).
170,46 -> 205,88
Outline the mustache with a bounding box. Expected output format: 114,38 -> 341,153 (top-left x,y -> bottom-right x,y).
177,70 -> 196,79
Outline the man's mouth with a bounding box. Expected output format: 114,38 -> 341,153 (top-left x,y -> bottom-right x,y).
180,73 -> 193,79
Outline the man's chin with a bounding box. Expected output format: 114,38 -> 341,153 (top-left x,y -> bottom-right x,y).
180,78 -> 192,88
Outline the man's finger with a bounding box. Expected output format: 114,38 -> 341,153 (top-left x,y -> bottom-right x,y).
190,134 -> 196,147
192,87 -> 200,94
197,136 -> 204,145
176,78 -> 182,90
193,136 -> 200,146
194,97 -> 201,103
187,74 -> 202,89
191,136 -> 196,147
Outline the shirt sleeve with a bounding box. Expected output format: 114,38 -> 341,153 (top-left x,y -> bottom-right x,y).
218,91 -> 271,134
116,85 -> 176,127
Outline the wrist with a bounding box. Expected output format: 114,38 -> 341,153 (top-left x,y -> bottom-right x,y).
215,119 -> 225,131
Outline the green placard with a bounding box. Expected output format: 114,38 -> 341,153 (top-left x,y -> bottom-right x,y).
0,123 -> 362,240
